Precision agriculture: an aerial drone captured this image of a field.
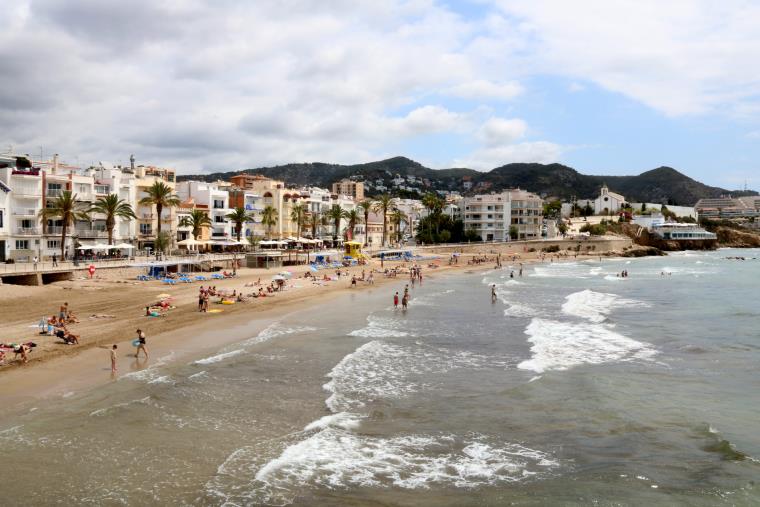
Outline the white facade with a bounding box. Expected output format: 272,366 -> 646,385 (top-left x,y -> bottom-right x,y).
176,181 -> 233,240
594,185 -> 626,215
463,189 -> 543,241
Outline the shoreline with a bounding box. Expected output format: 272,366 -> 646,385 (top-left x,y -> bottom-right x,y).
0,240 -> 635,418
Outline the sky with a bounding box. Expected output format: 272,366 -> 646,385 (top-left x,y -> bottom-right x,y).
2,0 -> 759,189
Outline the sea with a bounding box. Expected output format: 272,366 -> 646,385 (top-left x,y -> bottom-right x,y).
1,248 -> 759,506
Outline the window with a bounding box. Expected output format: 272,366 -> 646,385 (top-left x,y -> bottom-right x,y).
47,183 -> 62,196
95,184 -> 110,194
15,240 -> 29,250
0,210 -> 3,228
215,216 -> 225,223
21,219 -> 33,229
213,199 -> 225,209
140,223 -> 152,235
47,240 -> 60,249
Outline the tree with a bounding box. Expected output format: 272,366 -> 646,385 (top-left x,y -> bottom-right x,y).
390,208 -> 407,243
225,207 -> 255,242
247,234 -> 262,251
345,208 -> 361,240
421,192 -> 443,237
261,205 -> 278,238
583,203 -> 594,217
509,225 -> 519,240
356,200 -> 374,246
90,193 -> 136,246
138,181 -> 180,235
557,222 -> 568,236
179,209 -> 212,240
39,190 -> 90,258
154,231 -> 171,254
326,204 -> 347,240
543,200 -> 562,219
308,211 -> 321,238
289,203 -> 307,240
372,194 -> 395,247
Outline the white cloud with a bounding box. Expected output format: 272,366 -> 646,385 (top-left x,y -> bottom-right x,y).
477,118 -> 528,146
446,79 -> 523,100
4,0 -> 754,175
456,142 -> 563,170
489,0 -> 760,116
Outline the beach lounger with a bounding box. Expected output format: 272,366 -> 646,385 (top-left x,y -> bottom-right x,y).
162,278 -> 177,285
211,273 -> 224,280
136,275 -> 151,281
195,275 -> 207,281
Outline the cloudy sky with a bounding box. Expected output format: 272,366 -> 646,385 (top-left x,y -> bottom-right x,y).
2,0 -> 759,187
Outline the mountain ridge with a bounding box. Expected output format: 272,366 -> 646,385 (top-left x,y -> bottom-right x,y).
179,156 -> 756,206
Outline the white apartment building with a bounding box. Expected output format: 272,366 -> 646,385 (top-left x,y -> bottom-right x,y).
0,155 -> 42,261
176,181 -> 234,241
463,189 -> 543,241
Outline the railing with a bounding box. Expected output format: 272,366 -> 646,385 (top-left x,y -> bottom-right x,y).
74,229 -> 108,238
12,208 -> 37,216
15,227 -> 39,235
46,189 -> 63,197
0,252 -> 242,274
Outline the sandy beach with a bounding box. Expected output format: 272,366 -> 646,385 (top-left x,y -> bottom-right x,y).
0,241 -> 628,416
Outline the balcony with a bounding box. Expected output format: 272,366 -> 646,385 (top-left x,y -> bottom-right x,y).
46,189 -> 63,197
15,227 -> 40,235
74,229 -> 108,238
12,208 -> 37,216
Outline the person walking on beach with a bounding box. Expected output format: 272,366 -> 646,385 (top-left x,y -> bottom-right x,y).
198,288 -> 204,312
393,292 -> 399,308
401,293 -> 409,310
491,284 -> 497,303
135,329 -> 148,359
52,253 -> 58,267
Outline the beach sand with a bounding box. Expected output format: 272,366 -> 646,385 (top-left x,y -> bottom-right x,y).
0,242 -> 626,416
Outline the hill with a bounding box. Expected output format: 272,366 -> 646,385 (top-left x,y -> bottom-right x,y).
179,157 -> 755,205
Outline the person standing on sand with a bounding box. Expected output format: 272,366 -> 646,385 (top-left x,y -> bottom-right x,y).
52,253 -> 58,267
393,292 -> 399,308
135,329 -> 148,359
491,284 -> 497,303
99,344 -> 118,374
402,293 -> 408,310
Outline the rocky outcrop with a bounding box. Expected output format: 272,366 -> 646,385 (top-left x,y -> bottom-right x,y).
714,226 -> 760,248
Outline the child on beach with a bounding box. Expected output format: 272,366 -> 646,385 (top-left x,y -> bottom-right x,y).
135,329 -> 148,359
393,292 -> 399,308
98,344 -> 118,374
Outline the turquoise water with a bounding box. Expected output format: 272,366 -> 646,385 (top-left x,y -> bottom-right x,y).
0,249 -> 758,505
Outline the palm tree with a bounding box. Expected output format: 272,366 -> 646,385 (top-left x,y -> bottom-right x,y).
225,207 -> 255,242
345,209 -> 361,240
372,194 -> 394,247
40,191 -> 90,258
179,209 -> 212,240
390,208 -> 407,244
261,205 -> 278,239
90,193 -> 137,246
326,204 -> 347,240
357,199 -> 373,246
247,234 -> 262,251
308,211 -> 321,238
290,203 -> 307,240
138,181 -> 180,236
422,192 -> 442,238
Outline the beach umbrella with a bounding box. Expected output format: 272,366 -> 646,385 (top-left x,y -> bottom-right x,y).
272,275 -> 286,281
92,242 -> 111,250
278,271 -> 292,279
309,265 -> 318,272
114,242 -> 135,249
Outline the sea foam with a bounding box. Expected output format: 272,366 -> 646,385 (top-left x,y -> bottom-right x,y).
561,290 -> 645,323
518,318 -> 656,373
